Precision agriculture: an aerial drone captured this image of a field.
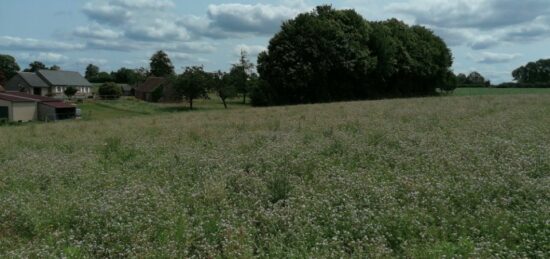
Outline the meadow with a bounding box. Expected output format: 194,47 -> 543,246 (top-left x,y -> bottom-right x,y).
0,94 -> 549,257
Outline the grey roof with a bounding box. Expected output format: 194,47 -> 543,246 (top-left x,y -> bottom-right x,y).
119,84 -> 134,91
37,70 -> 92,87
18,72 -> 49,88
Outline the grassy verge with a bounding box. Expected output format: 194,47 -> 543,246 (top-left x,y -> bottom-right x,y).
1,95 -> 549,257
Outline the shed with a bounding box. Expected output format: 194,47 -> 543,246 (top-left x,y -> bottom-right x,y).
38,102 -> 76,121
135,77 -> 180,102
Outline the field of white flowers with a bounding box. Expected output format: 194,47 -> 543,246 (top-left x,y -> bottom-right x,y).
1,94 -> 549,257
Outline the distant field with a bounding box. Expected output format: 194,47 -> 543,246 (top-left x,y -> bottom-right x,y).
1,95 -> 549,257
454,87 -> 550,96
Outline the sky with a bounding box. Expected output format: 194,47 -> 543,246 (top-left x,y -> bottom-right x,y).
1,0 -> 549,83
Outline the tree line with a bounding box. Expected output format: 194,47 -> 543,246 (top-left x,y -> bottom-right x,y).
91,50 -> 258,110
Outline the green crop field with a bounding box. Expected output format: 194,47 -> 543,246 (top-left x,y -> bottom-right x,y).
1,94 -> 549,257
453,87 -> 550,96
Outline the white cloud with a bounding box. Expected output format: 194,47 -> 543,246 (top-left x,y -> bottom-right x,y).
111,0 -> 174,10
389,0 -> 550,50
389,0 -> 550,29
76,58 -> 108,65
0,36 -> 84,51
125,19 -> 189,42
74,24 -> 123,39
470,52 -> 521,64
234,44 -> 267,57
207,3 -> 303,35
83,1 -> 131,25
18,52 -> 68,63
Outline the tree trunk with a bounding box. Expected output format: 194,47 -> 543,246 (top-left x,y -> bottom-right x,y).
189,98 -> 193,110
222,98 -> 227,109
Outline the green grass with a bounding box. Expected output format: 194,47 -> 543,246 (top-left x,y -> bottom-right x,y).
77,96 -> 249,120
453,87 -> 550,96
1,94 -> 549,257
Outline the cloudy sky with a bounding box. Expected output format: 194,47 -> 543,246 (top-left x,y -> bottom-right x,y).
1,0 -> 549,83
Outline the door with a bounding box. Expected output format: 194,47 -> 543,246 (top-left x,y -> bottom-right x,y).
0,106 -> 8,120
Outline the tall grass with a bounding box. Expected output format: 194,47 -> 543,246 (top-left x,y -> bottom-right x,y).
1,95 -> 549,257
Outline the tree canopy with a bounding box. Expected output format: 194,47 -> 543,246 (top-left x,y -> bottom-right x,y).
512,59 -> 550,84
85,64 -> 99,80
150,50 -> 175,77
111,67 -> 144,85
23,61 -> 47,72
0,54 -> 20,83
456,71 -> 491,87
255,5 -> 454,105
174,66 -> 209,110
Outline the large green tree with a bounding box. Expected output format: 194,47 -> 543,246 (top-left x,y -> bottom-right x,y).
85,64 -> 100,80
257,6 -> 376,104
512,59 -> 550,83
112,67 -> 141,84
150,50 -> 174,77
255,6 -> 453,105
0,54 -> 20,83
174,66 -> 209,110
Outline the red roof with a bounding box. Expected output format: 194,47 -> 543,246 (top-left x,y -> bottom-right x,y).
41,102 -> 75,109
0,92 -> 36,102
5,91 -> 60,102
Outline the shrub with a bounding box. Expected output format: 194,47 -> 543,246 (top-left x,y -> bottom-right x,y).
98,82 -> 122,100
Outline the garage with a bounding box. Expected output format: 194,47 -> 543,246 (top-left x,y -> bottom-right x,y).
0,94 -> 37,122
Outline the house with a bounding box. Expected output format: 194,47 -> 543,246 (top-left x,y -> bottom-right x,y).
0,89 -> 76,122
135,77 -> 180,102
5,70 -> 92,99
120,84 -> 135,96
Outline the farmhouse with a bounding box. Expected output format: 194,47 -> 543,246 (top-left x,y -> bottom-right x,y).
5,70 -> 92,99
0,89 -> 76,122
135,77 -> 180,102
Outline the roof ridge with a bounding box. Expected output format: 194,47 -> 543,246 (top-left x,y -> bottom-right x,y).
1,92 -> 41,102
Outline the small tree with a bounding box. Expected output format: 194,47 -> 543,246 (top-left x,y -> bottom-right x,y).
64,86 -> 78,99
50,65 -> 61,71
231,50 -> 254,104
98,82 -> 122,100
211,71 -> 236,109
174,66 -> 209,110
150,50 -> 175,77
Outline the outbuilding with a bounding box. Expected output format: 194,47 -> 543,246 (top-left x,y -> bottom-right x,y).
0,90 -> 76,122
0,93 -> 37,122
